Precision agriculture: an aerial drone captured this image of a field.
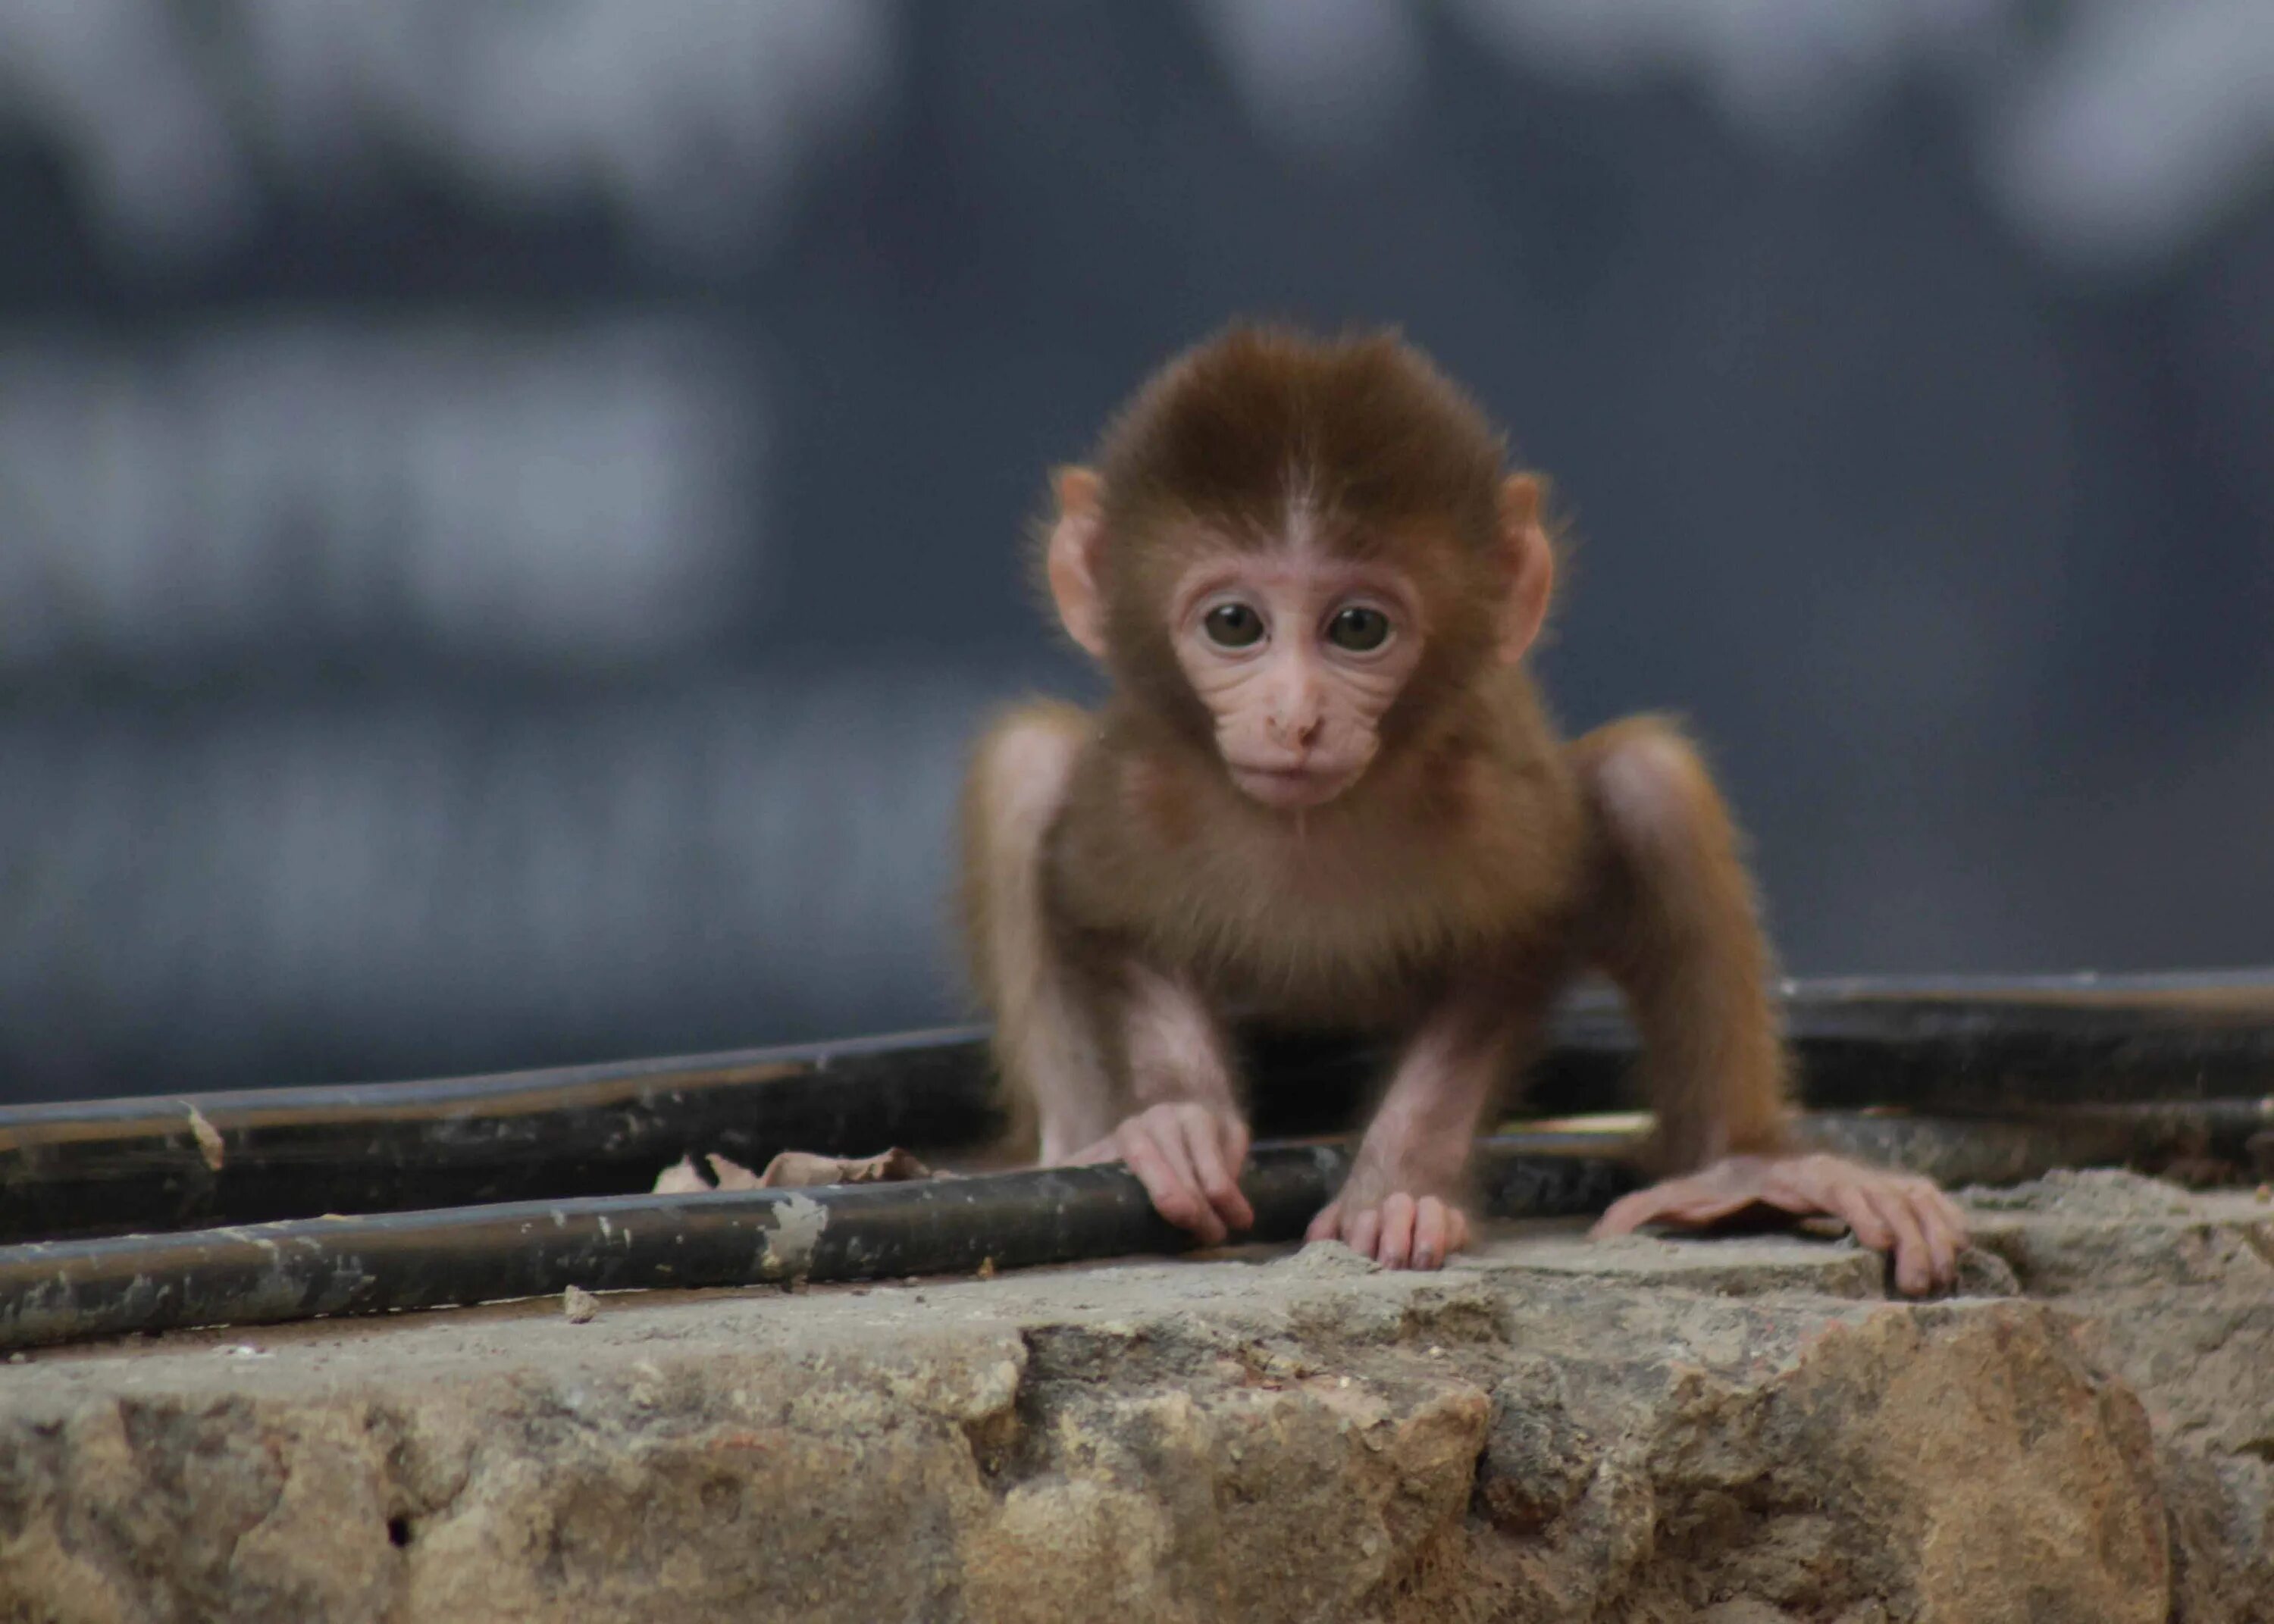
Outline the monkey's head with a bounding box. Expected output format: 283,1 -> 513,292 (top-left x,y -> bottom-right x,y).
1043,327 -> 1555,812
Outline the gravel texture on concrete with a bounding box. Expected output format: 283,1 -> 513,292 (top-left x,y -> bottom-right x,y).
0,1169 -> 2266,1622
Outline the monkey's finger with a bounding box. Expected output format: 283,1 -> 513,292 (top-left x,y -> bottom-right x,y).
1590,1186 -> 1680,1238
1348,1208 -> 1383,1261
1181,1115 -> 1254,1233
1135,1110 -> 1209,1203
1412,1199 -> 1453,1271
1116,1124 -> 1225,1245
1305,1201 -> 1345,1244
1874,1184 -> 1944,1296
1906,1186 -> 1960,1288
1819,1181 -> 1896,1256
1594,1178 -> 1756,1236
1862,1184 -> 1933,1297
1448,1206 -> 1472,1256
1375,1194 -> 1418,1269
1214,1112 -> 1253,1174
1922,1183 -> 1971,1247
1659,1184 -> 1775,1225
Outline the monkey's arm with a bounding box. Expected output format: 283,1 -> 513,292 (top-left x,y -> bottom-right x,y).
963,706 -> 1121,1161
1060,962 -> 1254,1246
963,706 -> 1252,1243
1573,718 -> 1968,1294
1303,978 -> 1548,1270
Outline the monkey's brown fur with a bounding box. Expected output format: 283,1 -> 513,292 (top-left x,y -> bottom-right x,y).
960,326 -> 1956,1281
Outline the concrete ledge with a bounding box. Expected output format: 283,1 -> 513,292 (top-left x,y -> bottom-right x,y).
0,1171 -> 2266,1621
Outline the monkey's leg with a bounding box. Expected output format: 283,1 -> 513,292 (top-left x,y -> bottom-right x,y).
1572,717 -> 1968,1294
1304,978 -> 1550,1270
960,705 -> 1120,1161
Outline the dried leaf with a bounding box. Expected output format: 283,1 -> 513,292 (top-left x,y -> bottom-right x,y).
652,1156 -> 711,1195
184,1104 -> 226,1172
704,1153 -> 767,1191
653,1147 -> 937,1194
758,1147 -> 934,1188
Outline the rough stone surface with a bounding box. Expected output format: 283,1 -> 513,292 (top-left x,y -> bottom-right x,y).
0,1172 -> 2265,1622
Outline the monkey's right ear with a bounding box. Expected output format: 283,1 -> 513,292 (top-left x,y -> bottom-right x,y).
1047,466 -> 1110,659
1494,474 -> 1556,664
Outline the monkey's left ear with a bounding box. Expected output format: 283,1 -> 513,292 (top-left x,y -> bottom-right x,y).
1496,474 -> 1555,664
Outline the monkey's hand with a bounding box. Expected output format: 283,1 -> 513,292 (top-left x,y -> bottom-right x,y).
1591,1153 -> 1969,1296
1066,1102 -> 1255,1247
1305,1148 -> 1473,1272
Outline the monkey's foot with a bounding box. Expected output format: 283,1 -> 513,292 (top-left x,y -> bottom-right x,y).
1305,1187 -> 1472,1272
1591,1152 -> 1969,1296
1065,1101 -> 1254,1247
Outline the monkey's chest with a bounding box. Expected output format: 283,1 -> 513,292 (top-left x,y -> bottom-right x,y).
1192,908 -> 1460,1028
1073,837 -> 1574,1028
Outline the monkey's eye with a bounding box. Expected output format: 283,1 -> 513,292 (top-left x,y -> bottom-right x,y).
1326,605 -> 1391,652
1203,603 -> 1264,648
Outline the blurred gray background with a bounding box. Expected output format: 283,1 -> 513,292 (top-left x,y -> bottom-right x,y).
1,1 -> 2269,1102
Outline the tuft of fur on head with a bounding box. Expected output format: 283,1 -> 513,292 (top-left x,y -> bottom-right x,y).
1034,324 -> 1563,741
1095,325 -> 1506,549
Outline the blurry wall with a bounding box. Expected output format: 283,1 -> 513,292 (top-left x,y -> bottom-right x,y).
1,1 -> 2270,1100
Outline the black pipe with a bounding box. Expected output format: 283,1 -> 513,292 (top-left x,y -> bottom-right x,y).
1496,1106 -> 2267,1197
0,1140 -> 1637,1352
1789,1105 -> 2269,1187
0,1028 -> 1002,1243
0,1102 -> 2249,1353
1541,966 -> 2274,1119
4,968 -> 2271,1242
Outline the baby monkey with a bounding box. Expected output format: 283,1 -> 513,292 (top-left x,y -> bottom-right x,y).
962,327 -> 1965,1293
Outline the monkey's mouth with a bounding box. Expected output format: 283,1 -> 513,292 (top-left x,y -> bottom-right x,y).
1229,763 -> 1356,810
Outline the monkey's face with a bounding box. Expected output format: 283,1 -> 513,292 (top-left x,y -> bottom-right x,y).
1167,549 -> 1424,811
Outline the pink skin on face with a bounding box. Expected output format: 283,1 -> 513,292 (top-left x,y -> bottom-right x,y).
1168,551 -> 1425,811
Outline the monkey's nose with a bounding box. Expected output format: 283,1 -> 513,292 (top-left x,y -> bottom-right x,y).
1267,712 -> 1323,751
